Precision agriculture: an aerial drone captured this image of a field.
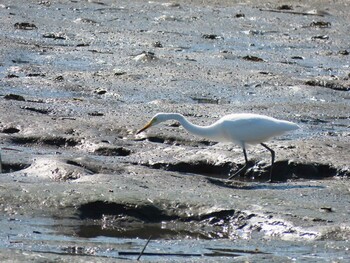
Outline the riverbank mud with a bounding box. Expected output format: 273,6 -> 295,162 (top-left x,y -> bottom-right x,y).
0,0 -> 349,261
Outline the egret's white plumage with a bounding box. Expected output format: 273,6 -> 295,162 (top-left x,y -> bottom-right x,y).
137,113 -> 300,182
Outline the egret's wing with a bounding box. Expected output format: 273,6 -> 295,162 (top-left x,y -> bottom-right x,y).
220,117 -> 289,144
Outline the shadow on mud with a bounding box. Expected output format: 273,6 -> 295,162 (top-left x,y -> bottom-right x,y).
10,135 -> 80,147
136,134 -> 216,147
1,162 -> 31,173
0,151 -> 31,173
139,159 -> 348,183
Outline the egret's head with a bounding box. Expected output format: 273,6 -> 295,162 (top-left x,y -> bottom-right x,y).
136,113 -> 165,134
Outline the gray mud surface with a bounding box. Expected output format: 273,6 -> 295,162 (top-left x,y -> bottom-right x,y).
0,0 -> 350,262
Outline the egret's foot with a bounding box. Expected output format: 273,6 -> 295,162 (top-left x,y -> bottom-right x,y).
228,164 -> 248,180
267,167 -> 274,183
227,163 -> 251,180
266,173 -> 276,183
228,161 -> 258,180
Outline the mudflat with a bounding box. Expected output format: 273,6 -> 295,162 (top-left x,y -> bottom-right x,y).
0,0 -> 349,261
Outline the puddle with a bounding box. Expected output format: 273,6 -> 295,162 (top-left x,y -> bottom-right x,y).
1,215 -> 349,261
0,86 -> 84,101
0,216 -> 250,260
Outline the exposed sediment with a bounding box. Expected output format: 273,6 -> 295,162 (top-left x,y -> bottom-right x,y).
0,0 -> 349,261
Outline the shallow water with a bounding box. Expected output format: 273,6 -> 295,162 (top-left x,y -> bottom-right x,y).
1,216 -> 349,261
0,0 -> 349,261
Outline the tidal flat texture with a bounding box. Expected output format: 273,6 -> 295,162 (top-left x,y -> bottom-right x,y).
0,0 -> 349,261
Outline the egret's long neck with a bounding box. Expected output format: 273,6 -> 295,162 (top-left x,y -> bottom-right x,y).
166,113 -> 219,140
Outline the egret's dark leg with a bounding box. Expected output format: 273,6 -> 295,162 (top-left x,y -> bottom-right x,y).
228,147 -> 248,180
260,143 -> 275,182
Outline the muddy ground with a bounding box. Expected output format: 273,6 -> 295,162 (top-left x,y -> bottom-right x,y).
0,0 -> 349,261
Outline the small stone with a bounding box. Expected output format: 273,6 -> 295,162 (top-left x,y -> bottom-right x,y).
235,13 -> 245,18
202,34 -> 223,40
152,41 -> 163,48
4,94 -> 25,101
339,50 -> 349,55
94,89 -> 107,95
320,207 -> 333,212
14,22 -> 37,30
133,52 -> 157,62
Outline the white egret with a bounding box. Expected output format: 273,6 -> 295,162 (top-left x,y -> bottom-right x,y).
137,113 -> 300,182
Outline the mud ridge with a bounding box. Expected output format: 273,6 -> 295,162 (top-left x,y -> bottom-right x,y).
2,162 -> 31,173
141,160 -> 232,178
140,159 -> 348,182
65,158 -> 123,175
78,201 -> 243,223
93,146 -> 131,156
76,201 -> 248,239
10,136 -> 80,147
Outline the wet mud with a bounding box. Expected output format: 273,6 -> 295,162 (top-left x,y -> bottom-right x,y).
0,0 -> 350,261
